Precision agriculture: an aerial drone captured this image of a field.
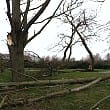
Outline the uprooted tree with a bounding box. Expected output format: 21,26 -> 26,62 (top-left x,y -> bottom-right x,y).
5,0 -> 66,81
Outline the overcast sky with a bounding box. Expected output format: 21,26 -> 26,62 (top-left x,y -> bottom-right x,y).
0,0 -> 110,60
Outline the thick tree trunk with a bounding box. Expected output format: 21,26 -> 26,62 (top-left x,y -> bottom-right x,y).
8,44 -> 24,82
6,0 -> 24,82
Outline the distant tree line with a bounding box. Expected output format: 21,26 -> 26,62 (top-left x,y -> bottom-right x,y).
1,53 -> 110,72
24,53 -> 110,70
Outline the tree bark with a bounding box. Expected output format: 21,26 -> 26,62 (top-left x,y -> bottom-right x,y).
8,43 -> 24,82
7,0 -> 24,82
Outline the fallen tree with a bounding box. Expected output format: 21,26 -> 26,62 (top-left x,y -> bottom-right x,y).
0,77 -> 96,88
0,75 -> 110,88
2,77 -> 102,108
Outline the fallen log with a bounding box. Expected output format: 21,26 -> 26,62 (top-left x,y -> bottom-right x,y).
29,77 -> 102,102
0,77 -> 96,88
3,77 -> 102,108
0,75 -> 110,88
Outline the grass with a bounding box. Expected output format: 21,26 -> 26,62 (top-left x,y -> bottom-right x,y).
0,68 -> 110,110
0,69 -> 12,82
45,69 -> 110,80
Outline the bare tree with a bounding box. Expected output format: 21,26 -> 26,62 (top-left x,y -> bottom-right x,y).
56,1 -> 98,71
48,0 -> 84,60
5,0 -> 65,81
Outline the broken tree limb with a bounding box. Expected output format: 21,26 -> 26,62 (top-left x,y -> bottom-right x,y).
0,95 -> 7,109
0,85 -> 65,95
3,77 -> 102,108
0,75 -> 110,88
29,77 -> 102,102
0,77 -> 97,88
90,95 -> 110,110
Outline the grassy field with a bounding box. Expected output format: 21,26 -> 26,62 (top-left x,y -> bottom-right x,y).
0,69 -> 110,110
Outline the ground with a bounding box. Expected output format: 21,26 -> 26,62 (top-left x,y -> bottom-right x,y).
0,69 -> 110,110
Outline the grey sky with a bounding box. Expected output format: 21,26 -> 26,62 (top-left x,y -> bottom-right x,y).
0,0 -> 110,60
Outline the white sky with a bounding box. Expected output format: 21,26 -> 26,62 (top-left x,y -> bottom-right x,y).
0,0 -> 110,60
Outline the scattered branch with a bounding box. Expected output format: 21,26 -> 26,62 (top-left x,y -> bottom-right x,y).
1,75 -> 110,108
0,95 -> 7,109
28,78 -> 102,102
12,69 -> 38,81
2,78 -> 102,108
90,95 -> 110,110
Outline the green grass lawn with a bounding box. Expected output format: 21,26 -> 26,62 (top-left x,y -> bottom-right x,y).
0,68 -> 110,110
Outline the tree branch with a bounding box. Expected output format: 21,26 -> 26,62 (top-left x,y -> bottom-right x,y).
25,0 -> 64,45
25,3 -> 43,12
21,0 -> 30,29
34,0 -> 83,24
90,95 -> 110,110
6,0 -> 13,29
22,0 -> 51,36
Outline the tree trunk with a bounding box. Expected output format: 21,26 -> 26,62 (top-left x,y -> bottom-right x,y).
8,43 -> 24,82
6,0 -> 24,82
76,30 -> 94,71
5,0 -> 58,82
